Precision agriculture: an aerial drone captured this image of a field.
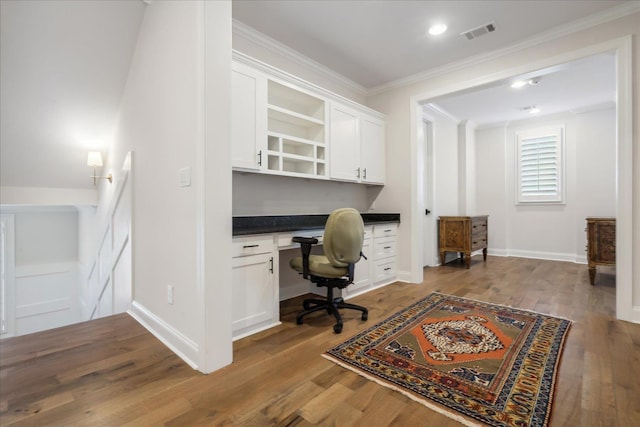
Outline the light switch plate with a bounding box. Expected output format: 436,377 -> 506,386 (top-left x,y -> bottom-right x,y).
179,167 -> 191,187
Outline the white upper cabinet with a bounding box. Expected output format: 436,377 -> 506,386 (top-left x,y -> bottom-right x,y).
231,55 -> 385,184
329,104 -> 360,182
232,62 -> 267,171
360,115 -> 385,184
330,103 -> 385,184
266,80 -> 327,178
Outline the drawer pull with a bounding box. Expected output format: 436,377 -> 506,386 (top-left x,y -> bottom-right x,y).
243,244 -> 259,248
383,246 -> 392,249
384,229 -> 392,232
384,267 -> 392,271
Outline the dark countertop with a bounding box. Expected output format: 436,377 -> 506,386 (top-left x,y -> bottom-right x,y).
233,213 -> 400,236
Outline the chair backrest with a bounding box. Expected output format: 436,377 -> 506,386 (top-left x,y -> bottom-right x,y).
323,208 -> 364,267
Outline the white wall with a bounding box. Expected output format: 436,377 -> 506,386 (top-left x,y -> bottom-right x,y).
475,126 -> 508,253
574,108 -> 616,260
233,172 -> 374,215
3,207 -> 81,336
476,109 -> 615,262
423,107 -> 459,219
459,121 -> 477,215
100,1 -> 232,372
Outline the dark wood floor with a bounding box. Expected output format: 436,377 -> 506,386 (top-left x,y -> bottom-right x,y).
1,256 -> 638,426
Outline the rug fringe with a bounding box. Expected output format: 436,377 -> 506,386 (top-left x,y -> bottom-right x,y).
322,353 -> 484,427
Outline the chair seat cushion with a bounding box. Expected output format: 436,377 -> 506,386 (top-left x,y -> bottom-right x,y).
290,255 -> 349,279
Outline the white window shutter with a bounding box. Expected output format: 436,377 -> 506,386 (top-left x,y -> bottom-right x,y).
516,127 -> 564,204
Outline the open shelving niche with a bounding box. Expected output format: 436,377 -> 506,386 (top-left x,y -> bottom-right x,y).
266,79 -> 327,178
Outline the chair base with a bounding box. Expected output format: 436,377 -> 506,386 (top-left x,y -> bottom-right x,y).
296,287 -> 368,333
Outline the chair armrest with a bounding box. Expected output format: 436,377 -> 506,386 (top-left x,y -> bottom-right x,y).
292,236 -> 318,279
292,236 -> 319,245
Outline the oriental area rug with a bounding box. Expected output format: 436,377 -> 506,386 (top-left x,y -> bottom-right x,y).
324,292 -> 571,427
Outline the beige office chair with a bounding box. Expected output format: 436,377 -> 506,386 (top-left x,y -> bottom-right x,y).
289,208 -> 368,333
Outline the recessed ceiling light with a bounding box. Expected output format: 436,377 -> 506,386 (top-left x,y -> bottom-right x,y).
529,107 -> 540,114
428,23 -> 448,36
511,80 -> 527,88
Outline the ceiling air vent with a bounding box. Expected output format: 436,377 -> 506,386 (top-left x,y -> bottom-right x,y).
461,22 -> 496,40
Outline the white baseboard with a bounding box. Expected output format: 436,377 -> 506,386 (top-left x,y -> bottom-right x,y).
129,301 -> 199,370
487,248 -> 509,257
632,306 -> 640,324
489,248 -> 587,264
396,270 -> 414,283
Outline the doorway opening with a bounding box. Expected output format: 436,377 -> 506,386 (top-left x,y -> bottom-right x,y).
410,38 -> 633,322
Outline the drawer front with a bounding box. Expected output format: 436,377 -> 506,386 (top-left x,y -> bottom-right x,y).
374,237 -> 397,259
232,235 -> 274,257
373,223 -> 398,238
363,225 -> 373,241
471,236 -> 487,251
374,259 -> 396,283
471,218 -> 487,237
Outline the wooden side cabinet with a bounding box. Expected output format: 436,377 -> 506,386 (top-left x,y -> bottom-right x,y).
438,216 -> 488,269
586,217 -> 615,285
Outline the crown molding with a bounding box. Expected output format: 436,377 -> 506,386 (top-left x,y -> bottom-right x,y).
424,103 -> 461,124
232,19 -> 368,97
369,1 -> 640,96
232,50 -> 385,119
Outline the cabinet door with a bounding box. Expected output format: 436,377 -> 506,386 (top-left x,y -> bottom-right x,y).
361,116 -> 385,184
349,239 -> 372,293
231,252 -> 274,335
330,105 -> 360,182
232,62 -> 267,171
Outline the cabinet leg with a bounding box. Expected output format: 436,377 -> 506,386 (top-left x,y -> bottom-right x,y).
440,251 -> 446,266
483,248 -> 487,262
465,252 -> 471,269
588,266 -> 596,285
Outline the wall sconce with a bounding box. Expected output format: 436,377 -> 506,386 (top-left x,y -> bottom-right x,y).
87,151 -> 112,186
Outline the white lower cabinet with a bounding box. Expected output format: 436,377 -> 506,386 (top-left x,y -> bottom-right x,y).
372,223 -> 398,285
231,236 -> 279,340
349,226 -> 372,293
231,222 -> 398,338
343,223 -> 397,298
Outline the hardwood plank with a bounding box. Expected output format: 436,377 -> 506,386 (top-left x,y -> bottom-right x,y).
1,256 -> 639,426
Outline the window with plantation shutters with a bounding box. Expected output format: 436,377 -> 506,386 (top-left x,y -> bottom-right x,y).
516,126 -> 564,204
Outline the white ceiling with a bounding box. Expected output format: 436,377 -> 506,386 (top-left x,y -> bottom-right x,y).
0,0 -> 633,192
232,0 -> 629,89
432,52 -> 616,127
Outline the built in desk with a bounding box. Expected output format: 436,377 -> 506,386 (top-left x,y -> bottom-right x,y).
231,213 -> 400,339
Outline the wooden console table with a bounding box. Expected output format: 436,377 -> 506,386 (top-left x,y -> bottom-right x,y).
586,217 -> 615,285
438,215 -> 488,269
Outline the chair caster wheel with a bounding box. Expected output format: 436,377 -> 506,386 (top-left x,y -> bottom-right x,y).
361,313 -> 368,321
296,317 -> 304,325
333,323 -> 343,334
